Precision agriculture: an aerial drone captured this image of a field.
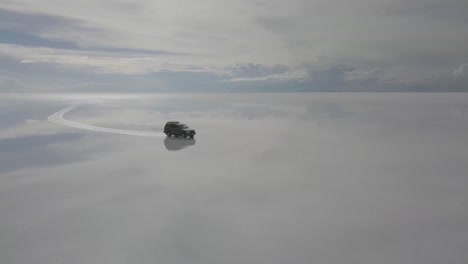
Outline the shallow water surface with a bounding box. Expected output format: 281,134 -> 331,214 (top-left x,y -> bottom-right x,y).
1,93 -> 467,264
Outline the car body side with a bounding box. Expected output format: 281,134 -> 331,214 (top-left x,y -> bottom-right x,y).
164,122 -> 196,138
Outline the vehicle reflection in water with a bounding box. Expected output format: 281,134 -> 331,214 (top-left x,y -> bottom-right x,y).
164,137 -> 196,151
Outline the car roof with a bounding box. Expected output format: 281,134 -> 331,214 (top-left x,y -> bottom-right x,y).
166,121 -> 180,124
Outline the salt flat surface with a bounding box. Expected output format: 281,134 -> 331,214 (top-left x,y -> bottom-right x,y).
1,93 -> 467,264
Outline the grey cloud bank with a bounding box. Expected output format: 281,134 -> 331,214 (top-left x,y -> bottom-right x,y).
0,0 -> 467,92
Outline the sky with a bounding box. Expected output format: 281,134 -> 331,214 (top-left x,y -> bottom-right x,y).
0,0 -> 467,92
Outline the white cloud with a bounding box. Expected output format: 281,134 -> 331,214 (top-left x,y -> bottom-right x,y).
0,0 -> 467,91
20,60 -> 36,64
0,0 -> 291,65
0,44 -> 224,75
344,68 -> 396,83
224,69 -> 307,83
453,64 -> 467,76
3,0 -> 463,67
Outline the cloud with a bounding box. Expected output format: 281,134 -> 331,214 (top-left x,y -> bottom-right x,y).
226,63 -> 289,78
0,1 -> 467,92
0,2 -> 283,64
20,59 -> 35,64
0,44 -> 217,75
344,67 -> 397,83
453,64 -> 467,76
222,63 -> 307,82
224,70 -> 307,83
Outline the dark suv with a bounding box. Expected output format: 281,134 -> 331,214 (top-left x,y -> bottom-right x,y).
164,121 -> 196,138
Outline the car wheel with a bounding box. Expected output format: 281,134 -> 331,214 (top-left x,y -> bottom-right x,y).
189,135 -> 194,139
166,132 -> 171,137
181,133 -> 186,138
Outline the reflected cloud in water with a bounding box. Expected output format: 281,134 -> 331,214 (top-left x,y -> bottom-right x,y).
164,137 -> 196,151
1,94 -> 468,264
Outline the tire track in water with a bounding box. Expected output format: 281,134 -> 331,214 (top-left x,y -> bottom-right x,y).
48,105 -> 164,137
